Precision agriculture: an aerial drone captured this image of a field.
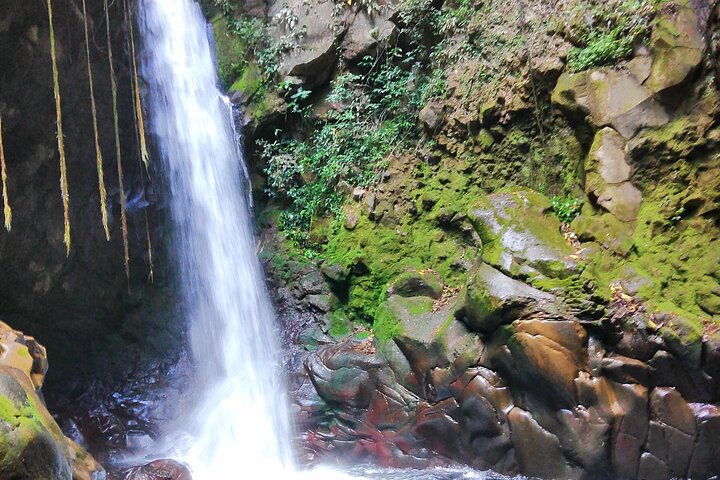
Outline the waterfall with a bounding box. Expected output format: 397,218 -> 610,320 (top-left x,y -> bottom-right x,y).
137,0 -> 296,476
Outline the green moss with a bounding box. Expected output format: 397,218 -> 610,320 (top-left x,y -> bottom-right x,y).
328,311 -> 352,339
373,303 -> 405,341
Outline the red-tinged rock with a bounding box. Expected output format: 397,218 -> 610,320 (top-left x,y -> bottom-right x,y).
122,459 -> 191,480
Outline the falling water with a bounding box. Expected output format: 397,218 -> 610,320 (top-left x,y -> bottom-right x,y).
136,1 -> 517,479
137,0 -> 295,476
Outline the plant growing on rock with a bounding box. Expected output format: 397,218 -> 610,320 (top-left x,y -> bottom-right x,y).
550,196 -> 582,223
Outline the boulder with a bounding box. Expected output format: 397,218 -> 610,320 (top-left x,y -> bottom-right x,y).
122,459 -> 192,480
507,407 -> 578,479
468,189 -> 579,280
419,100 -> 445,132
0,320 -> 47,390
644,0 -> 705,96
504,320 -> 588,409
584,128 -> 642,222
552,69 -> 669,139
456,264 -> 555,334
0,365 -> 73,479
687,403 -> 720,479
387,270 -> 444,299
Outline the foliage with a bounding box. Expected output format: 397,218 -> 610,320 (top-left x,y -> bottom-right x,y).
550,196 -> 582,224
566,0 -> 657,72
261,48 -> 433,243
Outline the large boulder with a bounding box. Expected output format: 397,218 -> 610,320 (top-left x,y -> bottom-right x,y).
455,263 -> 555,334
644,0 -> 705,96
0,365 -> 73,479
467,189 -> 579,281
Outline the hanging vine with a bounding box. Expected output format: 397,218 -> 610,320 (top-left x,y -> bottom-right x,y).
82,0 -> 110,241
125,0 -> 154,281
105,0 -> 130,282
47,0 -> 71,255
126,0 -> 150,171
0,116 -> 11,231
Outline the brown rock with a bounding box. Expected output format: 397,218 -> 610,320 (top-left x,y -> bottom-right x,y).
649,387 -> 696,436
687,403 -> 720,479
508,407 -> 578,479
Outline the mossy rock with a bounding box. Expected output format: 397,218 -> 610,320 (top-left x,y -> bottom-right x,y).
456,263 -> 555,334
467,188 -> 579,281
387,270 -> 444,300
0,366 -> 73,479
652,307 -> 705,366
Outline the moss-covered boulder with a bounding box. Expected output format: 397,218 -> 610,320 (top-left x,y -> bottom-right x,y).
0,365 -> 73,479
456,263 -> 555,334
387,270 -> 444,300
644,0 -> 705,96
468,188 -> 579,281
552,68 -> 669,139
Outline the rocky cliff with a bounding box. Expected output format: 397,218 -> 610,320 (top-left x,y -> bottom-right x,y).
211,0 -> 720,478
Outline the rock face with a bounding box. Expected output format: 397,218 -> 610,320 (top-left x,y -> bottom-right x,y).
301,271 -> 720,479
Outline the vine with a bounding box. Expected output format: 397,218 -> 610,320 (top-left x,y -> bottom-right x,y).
0,116 -> 11,231
47,0 -> 71,255
82,0 -> 110,240
105,0 -> 130,282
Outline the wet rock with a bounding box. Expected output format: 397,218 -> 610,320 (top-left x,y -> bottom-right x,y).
601,354 -> 649,385
67,438 -> 106,480
504,320 -> 587,409
122,459 -> 191,480
0,320 -> 48,390
596,380 -> 649,478
687,403 -> 720,479
455,264 -> 555,334
507,407 -> 578,479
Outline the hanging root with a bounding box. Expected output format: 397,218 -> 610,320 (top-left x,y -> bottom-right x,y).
144,210 -> 154,282
105,0 -> 130,282
82,0 -> 110,241
0,116 -> 11,231
125,0 -> 154,282
47,0 -> 71,255
126,0 -> 149,171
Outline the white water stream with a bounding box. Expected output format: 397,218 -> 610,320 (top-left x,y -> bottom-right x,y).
138,0 -> 295,476
137,1 -> 509,479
